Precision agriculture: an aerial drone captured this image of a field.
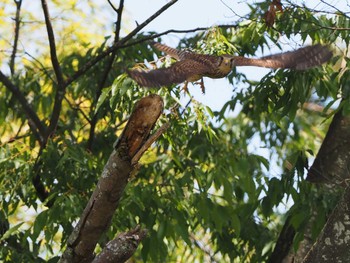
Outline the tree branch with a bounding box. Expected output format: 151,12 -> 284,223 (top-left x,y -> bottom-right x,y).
87,0 -> 125,151
92,226 -> 148,263
65,0 -> 178,87
41,0 -> 66,138
189,233 -> 218,262
131,121 -> 170,165
107,0 -> 119,13
10,0 -> 22,76
268,216 -> 295,263
307,107 -> 350,185
59,94 -> 164,263
302,185 -> 350,263
0,70 -> 46,143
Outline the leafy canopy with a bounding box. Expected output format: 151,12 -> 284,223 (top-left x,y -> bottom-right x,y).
0,1 -> 348,262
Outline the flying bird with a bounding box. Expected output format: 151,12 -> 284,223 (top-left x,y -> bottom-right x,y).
127,42 -> 332,92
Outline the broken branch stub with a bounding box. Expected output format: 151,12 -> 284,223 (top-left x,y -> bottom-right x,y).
92,226 -> 148,263
115,94 -> 164,159
59,94 -> 164,263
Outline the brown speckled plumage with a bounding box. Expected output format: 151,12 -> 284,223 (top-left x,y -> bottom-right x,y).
127,42 -> 332,88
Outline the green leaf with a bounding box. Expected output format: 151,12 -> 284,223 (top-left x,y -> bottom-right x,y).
0,222 -> 24,241
231,213 -> 241,236
95,86 -> 111,114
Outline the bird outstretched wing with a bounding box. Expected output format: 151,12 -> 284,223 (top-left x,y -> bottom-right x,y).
128,43 -> 332,88
152,42 -> 182,60
234,44 -> 332,69
127,59 -> 210,88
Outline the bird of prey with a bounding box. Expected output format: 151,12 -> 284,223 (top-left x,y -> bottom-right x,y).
127,42 -> 332,92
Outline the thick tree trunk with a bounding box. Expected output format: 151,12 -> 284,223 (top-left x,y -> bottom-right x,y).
302,185 -> 350,263
307,110 -> 350,185
271,108 -> 350,263
59,94 -> 164,263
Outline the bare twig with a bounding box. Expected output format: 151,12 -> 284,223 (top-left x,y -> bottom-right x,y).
24,51 -> 55,83
63,96 -> 91,124
114,0 -> 124,42
10,0 -> 22,76
189,233 -> 218,263
40,0 -> 64,86
107,0 -> 119,13
131,122 -> 170,165
285,0 -> 350,18
119,0 -> 178,45
28,0 -> 69,206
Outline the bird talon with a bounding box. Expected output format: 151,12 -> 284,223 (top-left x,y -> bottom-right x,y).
194,79 -> 206,94
182,82 -> 189,93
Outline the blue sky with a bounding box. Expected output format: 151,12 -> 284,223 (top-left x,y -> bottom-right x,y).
121,0 -> 346,179
124,0 -> 262,111
122,0 -> 346,111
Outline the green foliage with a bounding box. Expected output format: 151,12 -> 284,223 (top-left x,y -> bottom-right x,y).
0,1 -> 348,262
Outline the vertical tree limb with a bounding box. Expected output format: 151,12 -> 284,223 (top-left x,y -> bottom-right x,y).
267,216 -> 295,263
41,0 -> 66,138
29,0 -> 69,205
59,94 -> 164,263
276,105 -> 350,263
87,0 -> 125,151
10,0 -> 22,76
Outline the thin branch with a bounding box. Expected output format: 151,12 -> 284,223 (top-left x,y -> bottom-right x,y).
114,0 -> 124,42
107,0 -> 118,13
219,0 -> 245,19
117,0 -> 178,45
131,121 -> 170,165
10,0 -> 22,76
65,0 -> 178,86
24,52 -> 53,79
320,0 -> 348,17
40,0 -> 64,87
87,0 -> 125,151
63,96 -> 91,124
29,0 -> 68,205
118,27 -> 216,48
189,233 -> 218,263
41,0 -> 66,138
285,0 -> 350,18
0,70 -> 46,143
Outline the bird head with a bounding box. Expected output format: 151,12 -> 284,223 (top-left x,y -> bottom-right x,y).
217,55 -> 235,74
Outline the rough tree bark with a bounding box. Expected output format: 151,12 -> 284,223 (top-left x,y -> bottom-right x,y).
270,107 -> 350,263
302,185 -> 350,263
300,108 -> 350,263
59,94 -> 164,263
